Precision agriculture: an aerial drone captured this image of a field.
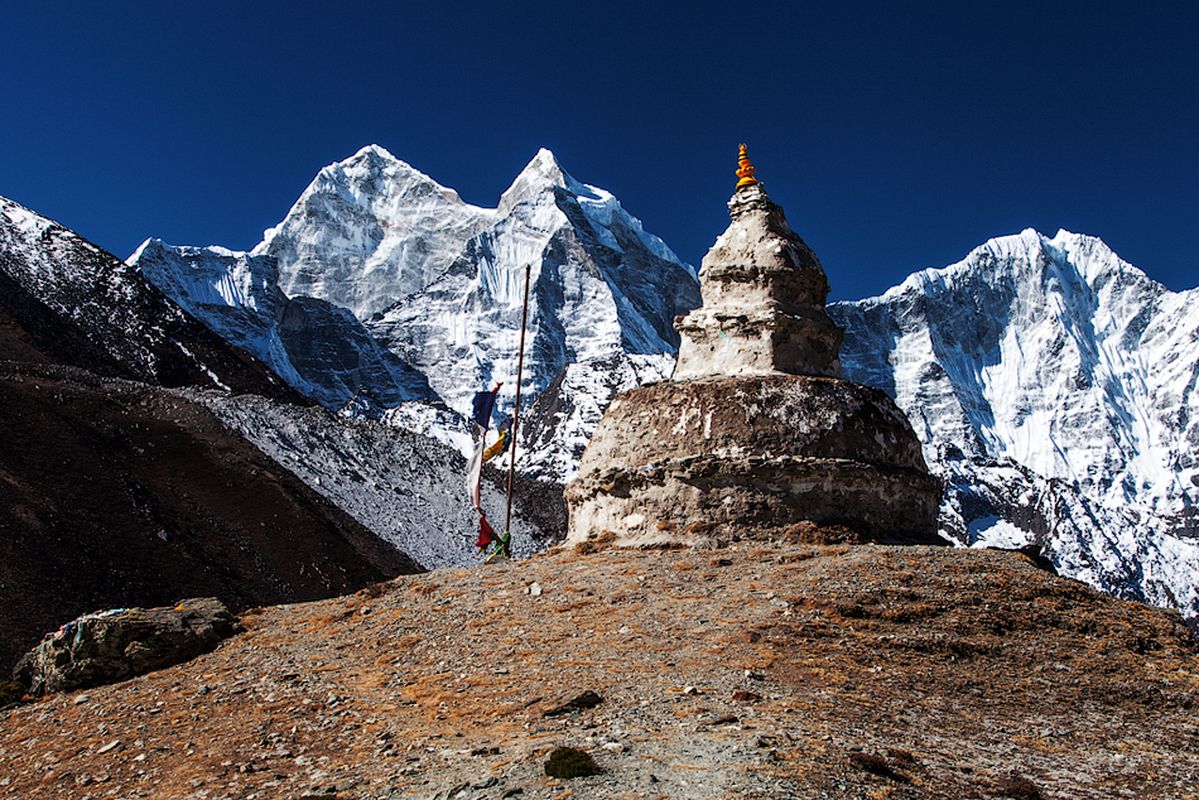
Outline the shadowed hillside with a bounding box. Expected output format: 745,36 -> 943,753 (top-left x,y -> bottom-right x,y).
0,361 -> 422,675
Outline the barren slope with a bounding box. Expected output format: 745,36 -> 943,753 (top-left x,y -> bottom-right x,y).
1,542 -> 1195,799
0,362 -> 421,674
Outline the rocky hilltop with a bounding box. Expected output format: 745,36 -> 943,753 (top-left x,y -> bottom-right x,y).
0,541 -> 1195,799
0,360 -> 420,677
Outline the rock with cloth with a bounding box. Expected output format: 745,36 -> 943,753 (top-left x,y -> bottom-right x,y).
14,597 -> 242,695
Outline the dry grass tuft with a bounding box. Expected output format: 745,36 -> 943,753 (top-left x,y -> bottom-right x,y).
574,530 -> 618,555
782,521 -> 863,545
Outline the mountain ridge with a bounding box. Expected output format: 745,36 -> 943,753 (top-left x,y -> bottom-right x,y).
52,145 -> 1199,626
830,226 -> 1199,623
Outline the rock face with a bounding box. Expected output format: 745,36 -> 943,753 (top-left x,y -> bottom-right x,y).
15,598 -> 241,695
566,149 -> 941,545
0,196 -> 295,400
129,239 -> 439,414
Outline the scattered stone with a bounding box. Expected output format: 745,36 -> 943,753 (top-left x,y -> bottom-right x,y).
96,740 -> 121,755
543,747 -> 600,779
469,746 -> 500,756
15,598 -> 242,695
527,582 -> 543,597
732,690 -> 762,703
683,685 -> 701,696
472,776 -> 498,788
0,680 -> 26,707
543,690 -> 603,717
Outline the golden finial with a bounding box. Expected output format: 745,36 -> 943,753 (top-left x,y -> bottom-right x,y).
735,143 -> 760,190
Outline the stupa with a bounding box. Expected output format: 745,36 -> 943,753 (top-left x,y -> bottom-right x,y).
564,146 -> 942,546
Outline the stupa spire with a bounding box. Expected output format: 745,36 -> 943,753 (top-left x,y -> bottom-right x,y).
563,145 -> 942,549
735,143 -> 760,190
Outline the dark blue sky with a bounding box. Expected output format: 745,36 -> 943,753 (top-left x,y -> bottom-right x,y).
2,1 -> 1195,300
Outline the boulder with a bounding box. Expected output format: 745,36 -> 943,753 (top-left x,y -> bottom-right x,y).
14,597 -> 241,695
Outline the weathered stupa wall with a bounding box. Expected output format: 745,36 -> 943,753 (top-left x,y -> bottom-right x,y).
565,146 -> 942,546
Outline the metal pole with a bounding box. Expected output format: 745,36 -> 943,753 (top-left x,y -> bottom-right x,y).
503,264 -> 532,554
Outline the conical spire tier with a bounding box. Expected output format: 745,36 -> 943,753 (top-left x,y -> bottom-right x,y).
673,146 -> 843,380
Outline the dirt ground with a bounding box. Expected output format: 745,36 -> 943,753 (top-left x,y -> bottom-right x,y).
1,541 -> 1196,799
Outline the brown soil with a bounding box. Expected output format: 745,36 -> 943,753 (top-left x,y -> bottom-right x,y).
1,542 -> 1195,799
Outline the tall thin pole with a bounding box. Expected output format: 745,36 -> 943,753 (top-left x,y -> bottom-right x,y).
503,264 -> 532,554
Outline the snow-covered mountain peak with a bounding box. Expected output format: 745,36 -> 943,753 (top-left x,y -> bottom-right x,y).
830,231 -> 1199,623
145,147 -> 699,479
868,228 -> 1160,310
496,148 -> 577,211
131,238 -> 278,315
252,146 -> 495,319
129,238 -> 439,412
297,143 -> 479,219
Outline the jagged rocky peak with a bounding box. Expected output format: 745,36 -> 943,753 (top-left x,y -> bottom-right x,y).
498,148 -> 572,209
566,146 -> 942,547
674,145 -> 843,380
254,144 -> 493,320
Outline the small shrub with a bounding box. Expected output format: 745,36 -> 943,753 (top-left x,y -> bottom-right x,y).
848,752 -> 907,782
544,746 -> 601,779
575,531 -> 617,555
0,680 -> 26,707
997,775 -> 1043,800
